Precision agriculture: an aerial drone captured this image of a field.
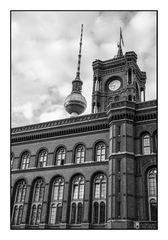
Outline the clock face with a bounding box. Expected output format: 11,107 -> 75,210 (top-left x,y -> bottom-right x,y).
109,80 -> 121,91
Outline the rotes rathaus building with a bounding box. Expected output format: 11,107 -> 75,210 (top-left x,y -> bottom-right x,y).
11,24 -> 157,229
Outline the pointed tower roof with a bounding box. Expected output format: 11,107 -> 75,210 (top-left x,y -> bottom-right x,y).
117,27 -> 124,57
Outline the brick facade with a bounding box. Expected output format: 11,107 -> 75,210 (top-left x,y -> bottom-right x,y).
11,48 -> 157,229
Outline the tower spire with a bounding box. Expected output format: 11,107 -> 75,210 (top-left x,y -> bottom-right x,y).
117,27 -> 124,57
76,24 -> 83,79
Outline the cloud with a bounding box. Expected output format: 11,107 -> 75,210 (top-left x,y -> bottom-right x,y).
12,11 -> 157,127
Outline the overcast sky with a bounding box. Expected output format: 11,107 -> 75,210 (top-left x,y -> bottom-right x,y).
12,11 -> 156,127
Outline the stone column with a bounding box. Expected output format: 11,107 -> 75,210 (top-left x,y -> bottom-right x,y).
40,183 -> 50,227
107,116 -> 136,229
60,181 -> 69,228
82,180 -> 90,228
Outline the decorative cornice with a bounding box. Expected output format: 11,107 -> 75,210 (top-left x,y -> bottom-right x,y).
107,100 -> 157,112
136,100 -> 157,109
11,100 -> 157,144
11,112 -> 107,134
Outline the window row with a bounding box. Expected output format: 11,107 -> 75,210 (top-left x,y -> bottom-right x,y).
11,142 -> 107,170
11,173 -> 107,226
11,168 -> 157,226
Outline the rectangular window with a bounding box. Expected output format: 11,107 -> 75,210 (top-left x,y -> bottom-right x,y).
59,185 -> 64,200
56,205 -> 62,224
16,190 -> 22,202
101,154 -> 105,161
144,146 -> 150,155
79,184 -> 84,199
39,188 -> 44,202
34,188 -> 40,202
30,207 -> 36,225
36,206 -> 42,224
144,138 -> 150,146
57,156 -> 61,165
101,182 -> 106,198
50,205 -> 56,224
73,185 -> 78,199
97,149 -> 101,155
21,187 -> 26,202
149,178 -> 156,196
22,160 -> 26,169
53,186 -> 59,201
143,135 -> 151,154
95,183 -> 100,199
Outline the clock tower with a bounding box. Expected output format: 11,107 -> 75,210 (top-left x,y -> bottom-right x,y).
91,29 -> 146,114
92,29 -> 149,229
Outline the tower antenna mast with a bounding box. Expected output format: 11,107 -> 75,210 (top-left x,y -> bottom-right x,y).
76,24 -> 83,79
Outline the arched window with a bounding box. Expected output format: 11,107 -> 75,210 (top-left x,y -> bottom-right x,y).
11,152 -> 14,170
30,179 -> 45,225
95,142 -> 106,161
143,134 -> 151,154
37,149 -> 48,167
12,180 -> 27,225
56,148 -> 65,166
75,145 -> 85,164
49,177 -> 64,224
20,151 -> 30,169
147,168 -> 157,221
92,174 -> 107,225
70,175 -> 85,224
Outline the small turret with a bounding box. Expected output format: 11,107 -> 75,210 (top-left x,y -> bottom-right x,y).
64,24 -> 87,117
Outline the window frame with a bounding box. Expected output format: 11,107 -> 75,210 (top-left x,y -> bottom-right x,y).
37,149 -> 48,168
12,180 -> 27,225
49,177 -> 64,225
56,147 -> 66,166
70,175 -> 85,225
142,134 -> 151,155
95,142 -> 106,162
30,179 -> 45,225
147,168 -> 157,221
92,174 -> 107,225
74,145 -> 85,164
20,151 -> 31,170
